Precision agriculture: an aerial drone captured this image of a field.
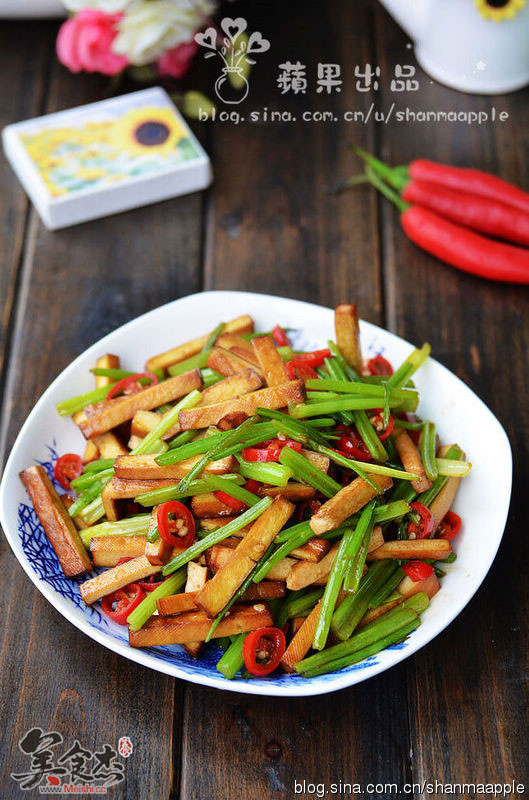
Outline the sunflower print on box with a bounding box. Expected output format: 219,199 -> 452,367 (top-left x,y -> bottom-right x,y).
21,105 -> 201,197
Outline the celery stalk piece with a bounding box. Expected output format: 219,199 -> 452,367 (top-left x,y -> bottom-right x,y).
135,473 -> 245,507
127,570 -> 186,631
131,389 -> 202,456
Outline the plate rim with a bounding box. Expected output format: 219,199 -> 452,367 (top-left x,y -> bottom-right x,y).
0,290 -> 513,697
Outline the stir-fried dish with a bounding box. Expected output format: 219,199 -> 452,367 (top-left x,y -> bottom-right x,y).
20,305 -> 470,679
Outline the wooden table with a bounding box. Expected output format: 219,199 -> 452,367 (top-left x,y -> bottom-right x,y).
1,2 -> 527,797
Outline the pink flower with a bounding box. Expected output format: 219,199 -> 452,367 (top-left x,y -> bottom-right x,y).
157,40 -> 199,79
56,10 -> 129,76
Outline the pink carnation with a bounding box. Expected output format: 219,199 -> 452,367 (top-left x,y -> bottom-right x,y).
157,40 -> 199,79
56,10 -> 128,76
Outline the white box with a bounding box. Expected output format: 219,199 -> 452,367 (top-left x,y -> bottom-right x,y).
2,87 -> 212,229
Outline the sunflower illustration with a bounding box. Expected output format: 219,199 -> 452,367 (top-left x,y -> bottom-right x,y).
475,0 -> 526,21
112,106 -> 187,157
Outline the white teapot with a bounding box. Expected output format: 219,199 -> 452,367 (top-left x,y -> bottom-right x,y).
378,0 -> 529,93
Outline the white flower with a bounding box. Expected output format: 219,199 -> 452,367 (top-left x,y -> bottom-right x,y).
112,0 -> 217,66
62,0 -> 132,12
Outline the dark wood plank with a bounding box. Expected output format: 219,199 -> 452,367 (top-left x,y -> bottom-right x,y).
181,2 -> 412,798
0,42 -> 204,800
374,7 -> 529,790
0,22 -> 55,388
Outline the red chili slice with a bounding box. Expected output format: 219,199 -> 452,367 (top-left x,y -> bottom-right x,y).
369,410 -> 395,441
157,501 -> 195,548
337,426 -> 373,462
54,453 -> 83,491
243,479 -> 261,495
243,626 -> 286,676
286,361 -> 318,381
107,372 -> 158,400
292,349 -> 332,368
406,502 -> 434,539
214,490 -> 247,512
438,510 -> 462,541
272,325 -> 290,347
137,574 -> 165,592
367,355 -> 394,376
101,583 -> 145,625
242,438 -> 302,463
402,561 -> 434,582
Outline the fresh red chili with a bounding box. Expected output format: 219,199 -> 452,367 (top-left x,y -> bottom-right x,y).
137,574 -> 164,592
272,325 -> 290,347
402,561 -> 434,582
286,361 -> 318,381
337,426 -> 372,462
54,453 -> 83,491
243,626 -> 286,676
157,501 -> 195,548
369,411 -> 395,440
438,510 -> 462,541
407,502 -> 434,539
101,583 -> 145,625
242,438 -> 302,463
367,354 -> 394,376
291,349 -> 331,368
214,490 -> 247,512
107,372 -> 158,400
403,179 -> 529,248
408,159 -> 529,216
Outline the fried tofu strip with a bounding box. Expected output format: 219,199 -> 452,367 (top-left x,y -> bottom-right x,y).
216,333 -> 261,367
93,432 -> 127,458
20,466 -> 92,577
281,599 -> 322,672
199,517 -> 252,533
251,336 -> 289,386
286,543 -> 340,591
129,603 -> 273,647
79,369 -> 202,439
158,581 -> 286,616
392,428 -> 431,494
207,347 -> 264,379
179,380 -> 305,430
145,315 -> 254,373
368,525 -> 385,553
90,535 -> 147,567
301,449 -> 330,473
429,445 -> 464,532
79,555 -> 159,605
309,474 -> 393,536
207,544 -> 295,581
191,493 -> 233,518
94,354 -> 120,388
185,561 -> 208,593
83,441 -> 99,464
200,369 -> 263,406
102,476 -> 178,522
258,483 -> 316,502
143,507 -> 172,565
398,572 -> 440,600
367,539 -> 451,561
357,596 -> 405,629
131,410 -> 161,438
196,497 -> 294,617
114,453 -> 233,481
334,304 -> 362,373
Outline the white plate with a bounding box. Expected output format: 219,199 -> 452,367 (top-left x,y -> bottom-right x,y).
0,291 -> 512,696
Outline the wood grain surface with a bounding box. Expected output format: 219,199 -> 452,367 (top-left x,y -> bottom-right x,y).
0,1 -> 527,798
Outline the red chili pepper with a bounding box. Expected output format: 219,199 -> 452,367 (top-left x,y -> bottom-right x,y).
337,426 -> 372,462
369,410 -> 394,441
157,501 -> 195,548
291,349 -> 331,368
107,372 -> 158,400
214,490 -> 247,512
367,354 -> 394,376
402,561 -> 434,582
54,453 -> 83,491
137,574 -> 165,592
272,325 -> 290,347
286,361 -> 318,381
244,479 -> 261,494
409,159 -> 529,216
438,510 -> 462,541
115,557 -> 133,566
403,179 -> 529,248
407,502 -> 434,539
242,438 -> 302,463
101,583 -> 145,625
243,626 -> 286,676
